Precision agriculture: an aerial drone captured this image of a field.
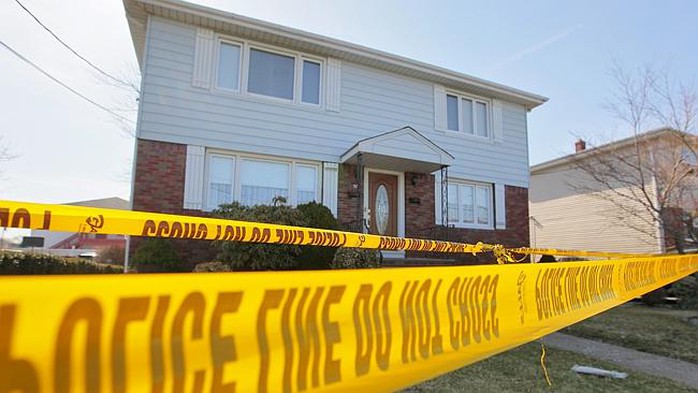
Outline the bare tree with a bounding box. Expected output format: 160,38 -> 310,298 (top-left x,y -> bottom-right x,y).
91,61 -> 141,138
572,63 -> 698,253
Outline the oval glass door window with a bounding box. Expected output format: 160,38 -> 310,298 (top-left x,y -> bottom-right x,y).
375,185 -> 390,234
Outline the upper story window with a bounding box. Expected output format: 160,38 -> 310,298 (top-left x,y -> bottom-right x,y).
216,39 -> 323,105
447,180 -> 492,228
446,93 -> 490,138
217,42 -> 242,91
205,151 -> 320,210
248,48 -> 295,100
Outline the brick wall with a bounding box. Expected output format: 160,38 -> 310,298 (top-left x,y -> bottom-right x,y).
404,172 -> 436,237
130,139 -> 215,266
131,141 -> 531,267
403,177 -> 530,264
337,164 -> 361,230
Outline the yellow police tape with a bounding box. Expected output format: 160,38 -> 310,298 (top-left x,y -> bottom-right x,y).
0,200 -> 648,260
1,256 -> 696,392
510,247 -> 650,259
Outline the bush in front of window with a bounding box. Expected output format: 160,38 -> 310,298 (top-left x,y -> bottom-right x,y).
296,201 -> 339,270
132,238 -> 186,273
213,202 -> 308,271
330,248 -> 381,269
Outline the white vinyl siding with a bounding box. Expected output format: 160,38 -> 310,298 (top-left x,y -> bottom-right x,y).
530,166 -> 660,254
203,150 -> 320,209
447,180 -> 493,229
142,18 -> 532,189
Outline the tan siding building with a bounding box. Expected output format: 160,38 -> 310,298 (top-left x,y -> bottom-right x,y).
530,164 -> 661,255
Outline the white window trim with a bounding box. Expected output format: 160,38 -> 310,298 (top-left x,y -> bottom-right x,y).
213,36 -> 325,107
214,39 -> 244,92
203,150 -> 321,211
445,91 -> 493,140
447,179 -> 494,230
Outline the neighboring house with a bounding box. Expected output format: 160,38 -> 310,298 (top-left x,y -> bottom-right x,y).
124,0 -> 547,262
31,197 -> 129,256
530,129 -> 698,255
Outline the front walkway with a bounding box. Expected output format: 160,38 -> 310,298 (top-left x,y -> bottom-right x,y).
541,332 -> 698,389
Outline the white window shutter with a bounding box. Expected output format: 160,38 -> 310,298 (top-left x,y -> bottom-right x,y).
325,58 -> 341,112
322,162 -> 339,216
495,183 -> 506,229
192,28 -> 214,89
434,174 -> 442,224
492,99 -> 504,142
434,84 -> 447,131
183,145 -> 205,210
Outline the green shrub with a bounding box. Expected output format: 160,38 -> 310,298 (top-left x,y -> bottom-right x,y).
0,252 -> 122,275
193,262 -> 231,273
673,273 -> 698,309
296,202 -> 339,270
213,202 -> 308,271
331,248 -> 381,269
132,238 -> 186,273
97,246 -> 125,265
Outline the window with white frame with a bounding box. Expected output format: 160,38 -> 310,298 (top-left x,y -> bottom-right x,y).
240,159 -> 290,206
217,42 -> 242,91
216,39 -> 323,105
207,155 -> 235,209
447,180 -> 492,228
446,93 -> 490,137
204,152 -> 320,209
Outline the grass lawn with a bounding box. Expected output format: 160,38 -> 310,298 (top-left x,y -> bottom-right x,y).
402,342 -> 696,392
563,302 -> 698,364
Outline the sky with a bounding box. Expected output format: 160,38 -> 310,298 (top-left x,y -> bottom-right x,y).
1,0 -> 696,211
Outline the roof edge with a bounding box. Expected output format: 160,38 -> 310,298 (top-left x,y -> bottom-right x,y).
531,128 -> 691,174
126,0 -> 548,109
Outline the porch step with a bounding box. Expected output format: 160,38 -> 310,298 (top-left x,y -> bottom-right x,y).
381,257 -> 457,267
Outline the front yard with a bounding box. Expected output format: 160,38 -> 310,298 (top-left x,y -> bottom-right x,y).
562,302 -> 698,364
402,342 -> 695,392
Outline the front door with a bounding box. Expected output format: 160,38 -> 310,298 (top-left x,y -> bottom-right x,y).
368,172 -> 398,236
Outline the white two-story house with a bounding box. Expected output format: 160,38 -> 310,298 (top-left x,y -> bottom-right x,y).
124,0 -> 547,263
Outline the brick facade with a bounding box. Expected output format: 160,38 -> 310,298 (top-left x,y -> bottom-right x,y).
130,139 -> 215,267
132,142 -> 530,267
337,164 -> 361,230
337,165 -> 530,264
440,185 -> 529,264
403,174 -> 530,264
404,172 -> 436,237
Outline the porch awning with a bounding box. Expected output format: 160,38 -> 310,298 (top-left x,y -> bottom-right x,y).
340,126 -> 453,173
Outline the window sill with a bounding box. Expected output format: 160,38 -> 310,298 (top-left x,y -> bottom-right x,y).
208,86 -> 326,113
442,130 -> 494,143
445,223 -> 494,230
